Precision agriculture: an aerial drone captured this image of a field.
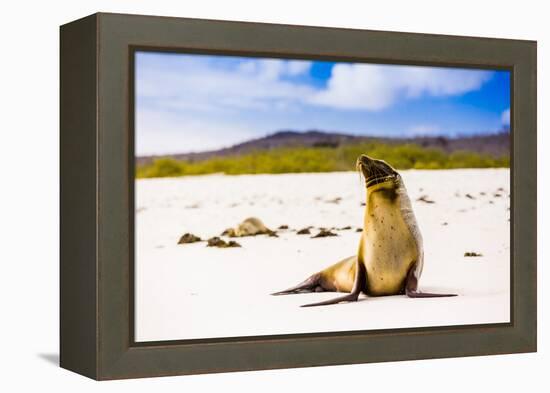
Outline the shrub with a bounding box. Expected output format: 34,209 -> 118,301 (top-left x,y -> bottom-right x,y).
136,143 -> 509,178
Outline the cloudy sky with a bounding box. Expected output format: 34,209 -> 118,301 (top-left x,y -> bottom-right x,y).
135,51 -> 510,156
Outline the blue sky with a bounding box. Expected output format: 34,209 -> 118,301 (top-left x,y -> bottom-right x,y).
136,51 -> 510,156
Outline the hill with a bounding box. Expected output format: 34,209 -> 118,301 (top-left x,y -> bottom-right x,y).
136,130 -> 510,165
135,130 -> 510,178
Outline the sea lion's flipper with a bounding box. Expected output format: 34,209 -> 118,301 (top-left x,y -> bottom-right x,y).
406,291 -> 457,298
300,258 -> 366,307
405,262 -> 457,298
271,273 -> 323,296
300,292 -> 361,307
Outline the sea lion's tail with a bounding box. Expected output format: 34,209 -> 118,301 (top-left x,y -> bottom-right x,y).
271,273 -> 322,296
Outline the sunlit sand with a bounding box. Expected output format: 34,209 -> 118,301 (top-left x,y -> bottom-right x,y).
135,169 -> 510,342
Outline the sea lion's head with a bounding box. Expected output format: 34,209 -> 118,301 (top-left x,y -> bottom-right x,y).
356,155 -> 400,190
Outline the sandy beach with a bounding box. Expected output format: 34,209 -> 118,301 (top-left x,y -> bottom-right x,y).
135,169 -> 510,342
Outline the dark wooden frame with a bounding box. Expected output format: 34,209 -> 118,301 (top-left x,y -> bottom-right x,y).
60,12 -> 537,380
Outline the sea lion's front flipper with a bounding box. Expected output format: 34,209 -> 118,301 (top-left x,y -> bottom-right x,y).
300,258 -> 366,307
271,273 -> 323,296
405,263 -> 457,298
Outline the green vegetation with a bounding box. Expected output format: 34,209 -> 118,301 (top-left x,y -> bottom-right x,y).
136,142 -> 509,178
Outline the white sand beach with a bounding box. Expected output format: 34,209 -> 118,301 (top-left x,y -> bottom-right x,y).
135,169 -> 510,342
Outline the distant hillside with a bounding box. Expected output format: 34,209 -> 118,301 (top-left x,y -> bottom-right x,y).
136,130 -> 510,165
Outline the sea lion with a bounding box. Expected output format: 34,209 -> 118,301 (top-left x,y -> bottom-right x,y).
272,154 -> 456,307
222,217 -> 275,237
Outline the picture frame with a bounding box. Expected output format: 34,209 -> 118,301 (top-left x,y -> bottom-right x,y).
60,12 -> 537,380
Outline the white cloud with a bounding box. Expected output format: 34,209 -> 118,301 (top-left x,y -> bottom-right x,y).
286,60 -> 312,76
237,58 -> 312,80
136,55 -> 318,154
136,53 -> 497,154
138,55 -> 493,116
255,59 -> 286,80
310,64 -> 493,110
137,57 -> 315,115
136,109 -> 258,156
501,108 -> 510,126
407,124 -> 442,136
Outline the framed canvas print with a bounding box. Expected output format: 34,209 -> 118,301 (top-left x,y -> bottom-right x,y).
60,12 -> 537,380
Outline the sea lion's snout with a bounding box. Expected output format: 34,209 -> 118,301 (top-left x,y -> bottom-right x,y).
356,154 -> 374,175
358,154 -> 374,165
357,155 -> 398,188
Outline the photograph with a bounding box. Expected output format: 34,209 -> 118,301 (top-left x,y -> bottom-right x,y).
133,51 -> 511,342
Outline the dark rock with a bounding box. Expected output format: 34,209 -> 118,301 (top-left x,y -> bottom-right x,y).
312,229 -> 338,238
226,240 -> 242,248
207,237 -> 225,247
207,237 -> 241,248
177,233 -> 201,244
417,195 -> 435,204
464,252 -> 483,257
